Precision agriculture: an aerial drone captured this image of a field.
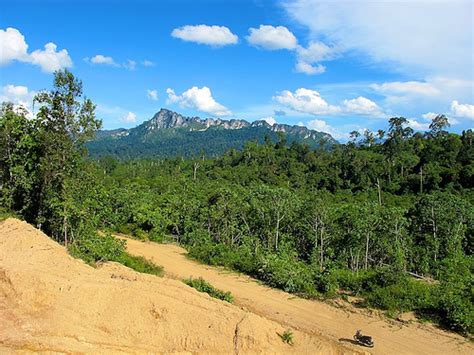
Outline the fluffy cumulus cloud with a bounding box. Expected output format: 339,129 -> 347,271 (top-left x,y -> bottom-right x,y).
246,25 -> 298,50
273,88 -> 340,115
0,27 -> 72,73
407,119 -> 430,131
147,89 -> 158,101
246,25 -> 333,75
451,100 -> 474,120
121,112 -> 137,123
343,96 -> 383,116
29,43 -> 72,73
283,0 -> 473,78
166,86 -> 231,116
0,28 -> 29,65
0,84 -> 36,117
371,81 -> 440,97
171,25 -> 238,46
88,54 -> 118,66
306,119 -> 347,139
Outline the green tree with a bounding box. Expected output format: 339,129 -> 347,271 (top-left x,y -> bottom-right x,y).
34,69 -> 101,243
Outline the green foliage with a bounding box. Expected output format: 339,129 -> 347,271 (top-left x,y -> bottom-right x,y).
183,277 -> 233,303
279,330 -> 294,345
69,231 -> 163,276
118,253 -> 163,276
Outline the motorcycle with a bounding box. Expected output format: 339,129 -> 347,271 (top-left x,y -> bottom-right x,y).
353,329 -> 374,348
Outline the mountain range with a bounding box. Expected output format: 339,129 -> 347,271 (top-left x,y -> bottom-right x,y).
86,108 -> 338,159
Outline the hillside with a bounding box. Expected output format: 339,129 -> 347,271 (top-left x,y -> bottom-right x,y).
86,108 -> 337,158
0,218 -> 351,354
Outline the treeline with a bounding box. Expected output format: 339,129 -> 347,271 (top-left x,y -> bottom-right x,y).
1,71 -> 472,334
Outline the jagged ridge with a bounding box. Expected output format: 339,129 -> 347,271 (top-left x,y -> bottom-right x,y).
88,108 -> 337,159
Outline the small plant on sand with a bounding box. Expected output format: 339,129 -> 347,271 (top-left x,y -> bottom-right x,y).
183,277 -> 234,303
279,329 -> 294,345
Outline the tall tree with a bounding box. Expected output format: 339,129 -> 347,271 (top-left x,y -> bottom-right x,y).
34,69 -> 101,243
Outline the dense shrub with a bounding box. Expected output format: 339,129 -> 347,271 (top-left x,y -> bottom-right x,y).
69,232 -> 163,276
183,277 -> 234,303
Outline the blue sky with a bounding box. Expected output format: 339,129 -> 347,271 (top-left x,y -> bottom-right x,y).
1,0 -> 473,140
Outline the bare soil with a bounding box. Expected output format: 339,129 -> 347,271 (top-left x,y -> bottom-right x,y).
118,234 -> 473,355
0,219 -> 355,354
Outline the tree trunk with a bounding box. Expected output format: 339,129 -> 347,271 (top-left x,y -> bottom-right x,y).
365,232 -> 369,270
320,225 -> 325,270
376,177 -> 382,206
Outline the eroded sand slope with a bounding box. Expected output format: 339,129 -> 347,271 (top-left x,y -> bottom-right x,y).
0,218 -> 353,354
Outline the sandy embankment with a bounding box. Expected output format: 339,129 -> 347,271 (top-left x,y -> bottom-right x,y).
0,218 -> 353,354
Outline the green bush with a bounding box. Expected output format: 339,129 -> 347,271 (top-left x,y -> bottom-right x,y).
69,232 -> 125,264
364,278 -> 435,314
118,253 -> 163,276
69,232 -> 163,276
183,277 -> 234,303
257,252 -> 318,296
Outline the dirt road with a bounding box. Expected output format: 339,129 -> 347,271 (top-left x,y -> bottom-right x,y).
120,236 -> 473,355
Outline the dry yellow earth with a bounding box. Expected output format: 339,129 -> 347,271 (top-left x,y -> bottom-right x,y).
118,234 -> 473,355
0,218 -> 356,354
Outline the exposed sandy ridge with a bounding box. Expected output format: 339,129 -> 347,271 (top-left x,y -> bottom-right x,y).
117,234 -> 474,355
0,218 -> 355,354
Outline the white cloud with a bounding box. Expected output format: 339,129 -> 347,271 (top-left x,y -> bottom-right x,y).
451,100 -> 474,120
166,86 -> 231,116
246,26 -> 334,75
407,119 -> 430,131
171,25 -> 238,46
142,60 -> 155,67
261,116 -> 277,125
295,41 -> 335,75
147,89 -> 158,101
306,119 -> 347,139
0,28 -> 29,65
124,59 -> 136,70
85,56 -> 144,70
0,84 -> 36,117
422,112 -> 438,121
343,96 -> 383,116
246,25 -> 298,50
273,88 -> 340,115
121,112 -> 137,123
88,54 -> 119,66
0,27 -> 72,73
295,61 -> 325,75
28,42 -> 72,73
297,41 -> 334,63
284,0 -> 473,78
371,81 -> 440,96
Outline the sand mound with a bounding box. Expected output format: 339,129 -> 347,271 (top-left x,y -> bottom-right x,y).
0,219 -> 353,354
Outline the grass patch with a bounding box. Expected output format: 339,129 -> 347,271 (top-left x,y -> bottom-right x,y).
183,277 -> 233,303
279,329 -> 294,345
